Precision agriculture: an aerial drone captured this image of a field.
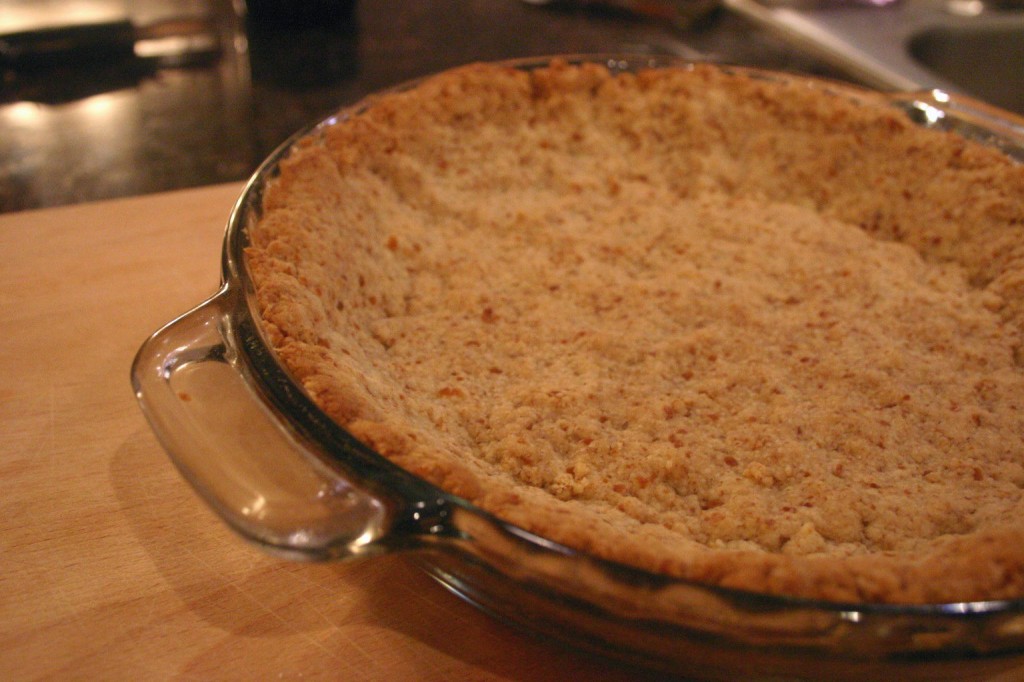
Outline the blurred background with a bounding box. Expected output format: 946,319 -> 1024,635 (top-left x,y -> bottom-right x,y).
1,0 -> 1019,213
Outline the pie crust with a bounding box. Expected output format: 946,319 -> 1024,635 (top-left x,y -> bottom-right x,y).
246,60 -> 1024,603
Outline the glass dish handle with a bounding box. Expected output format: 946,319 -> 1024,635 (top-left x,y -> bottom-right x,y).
131,287 -> 392,560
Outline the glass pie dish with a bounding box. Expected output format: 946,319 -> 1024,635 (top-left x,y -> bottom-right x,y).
132,55 -> 1024,681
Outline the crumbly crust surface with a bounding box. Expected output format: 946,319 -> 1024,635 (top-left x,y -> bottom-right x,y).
247,61 -> 1024,603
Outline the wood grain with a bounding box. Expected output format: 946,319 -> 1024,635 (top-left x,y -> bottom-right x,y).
6,186 -> 1021,681
0,185 -> 654,681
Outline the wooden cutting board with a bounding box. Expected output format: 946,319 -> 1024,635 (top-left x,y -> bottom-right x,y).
0,184 -> 656,681
5,184 -> 1021,682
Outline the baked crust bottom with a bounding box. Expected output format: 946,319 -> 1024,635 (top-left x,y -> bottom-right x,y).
248,60 -> 1024,603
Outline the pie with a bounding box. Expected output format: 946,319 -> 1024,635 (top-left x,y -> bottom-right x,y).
246,59 -> 1024,603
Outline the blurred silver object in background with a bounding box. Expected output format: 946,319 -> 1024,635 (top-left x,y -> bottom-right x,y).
521,0 -> 1024,117
724,0 -> 1024,116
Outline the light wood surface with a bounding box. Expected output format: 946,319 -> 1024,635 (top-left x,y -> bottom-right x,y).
0,185 -> 653,681
4,185 -> 1022,682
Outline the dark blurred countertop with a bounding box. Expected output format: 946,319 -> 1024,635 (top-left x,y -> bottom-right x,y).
0,0 -> 852,214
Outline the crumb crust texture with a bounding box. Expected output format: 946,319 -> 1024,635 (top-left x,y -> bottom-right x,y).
247,61 -> 1024,604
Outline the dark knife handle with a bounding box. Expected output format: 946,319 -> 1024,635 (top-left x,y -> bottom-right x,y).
0,20 -> 137,69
